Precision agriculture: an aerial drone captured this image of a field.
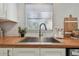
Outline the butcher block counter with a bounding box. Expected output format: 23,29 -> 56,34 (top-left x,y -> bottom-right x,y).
0,36 -> 79,48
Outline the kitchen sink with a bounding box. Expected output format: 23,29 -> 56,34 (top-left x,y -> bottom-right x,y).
19,37 -> 60,43
20,37 -> 39,42
42,37 -> 60,43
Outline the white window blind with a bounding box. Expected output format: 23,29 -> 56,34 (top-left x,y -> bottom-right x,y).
25,3 -> 53,30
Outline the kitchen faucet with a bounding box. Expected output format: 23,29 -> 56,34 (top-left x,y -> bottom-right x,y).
39,23 -> 47,38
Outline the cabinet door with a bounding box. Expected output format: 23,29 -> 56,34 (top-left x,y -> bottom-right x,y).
0,3 -> 7,18
12,48 -> 39,56
3,48 -> 13,56
0,48 -> 4,56
41,48 -> 65,56
6,3 -> 17,22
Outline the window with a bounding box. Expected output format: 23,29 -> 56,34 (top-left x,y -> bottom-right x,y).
25,3 -> 53,31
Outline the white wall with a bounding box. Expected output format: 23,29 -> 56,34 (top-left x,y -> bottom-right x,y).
2,3 -> 79,36
53,3 -> 79,29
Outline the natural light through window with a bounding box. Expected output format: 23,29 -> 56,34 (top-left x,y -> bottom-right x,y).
25,3 -> 53,31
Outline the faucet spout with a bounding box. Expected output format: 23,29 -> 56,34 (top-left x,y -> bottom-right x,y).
39,23 -> 47,38
39,23 -> 47,30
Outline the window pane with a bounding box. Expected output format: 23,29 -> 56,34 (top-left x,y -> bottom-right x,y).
25,3 -> 53,30
27,11 -> 39,18
40,12 -> 52,18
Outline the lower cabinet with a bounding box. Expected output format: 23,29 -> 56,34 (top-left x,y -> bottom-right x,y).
0,48 -> 12,56
4,48 -> 13,56
12,48 -> 39,56
0,48 -> 66,56
40,48 -> 66,56
12,48 -> 66,56
0,48 -> 5,56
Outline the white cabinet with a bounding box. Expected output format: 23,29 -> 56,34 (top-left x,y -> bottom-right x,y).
0,48 -> 12,56
0,48 -> 5,56
12,48 -> 39,56
0,3 -> 17,22
0,48 -> 66,56
0,3 -> 7,18
4,48 -> 13,56
12,48 -> 65,56
40,48 -> 65,56
6,3 -> 17,22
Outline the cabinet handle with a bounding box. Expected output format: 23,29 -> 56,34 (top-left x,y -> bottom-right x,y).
7,50 -> 10,56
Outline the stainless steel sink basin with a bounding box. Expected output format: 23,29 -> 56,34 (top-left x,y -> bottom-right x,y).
20,37 -> 39,42
42,37 -> 60,43
19,37 -> 60,43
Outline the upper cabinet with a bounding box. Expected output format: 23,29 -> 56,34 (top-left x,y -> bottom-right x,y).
0,3 -> 6,18
0,3 -> 18,23
6,3 -> 17,22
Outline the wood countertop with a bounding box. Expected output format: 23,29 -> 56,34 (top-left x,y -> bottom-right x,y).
0,36 -> 79,48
